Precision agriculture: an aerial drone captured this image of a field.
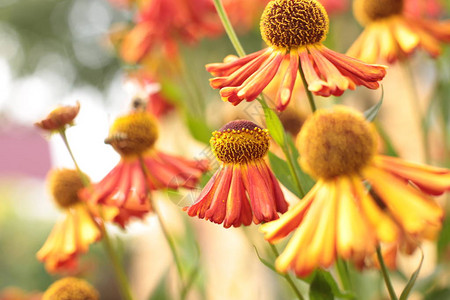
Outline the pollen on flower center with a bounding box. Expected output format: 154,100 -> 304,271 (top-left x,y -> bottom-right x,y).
297,107 -> 378,179
260,0 -> 329,50
48,169 -> 87,208
211,120 -> 269,164
354,0 -> 404,24
43,277 -> 99,300
106,111 -> 158,157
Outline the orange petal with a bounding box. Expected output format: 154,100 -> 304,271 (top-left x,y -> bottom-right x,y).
275,50 -> 299,111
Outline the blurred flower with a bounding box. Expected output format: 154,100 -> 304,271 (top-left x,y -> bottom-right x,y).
206,0 -> 386,111
404,0 -> 443,18
42,277 -> 99,300
37,169 -> 102,274
348,0 -> 450,64
261,106 -> 448,277
222,0 -> 268,32
0,288 -> 42,300
82,111 -> 208,227
318,0 -> 349,14
119,0 -> 222,63
185,120 -> 288,227
35,102 -> 80,132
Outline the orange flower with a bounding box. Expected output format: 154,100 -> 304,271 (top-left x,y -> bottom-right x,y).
206,0 -> 386,111
82,111 -> 208,227
185,120 -> 288,227
348,0 -> 450,64
120,0 -> 222,63
318,0 -> 349,14
35,102 -> 80,132
260,106 -> 448,277
404,0 -> 443,18
37,169 -> 102,273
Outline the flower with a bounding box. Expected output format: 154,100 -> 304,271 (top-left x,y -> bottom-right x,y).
35,102 -> 80,132
206,0 -> 387,111
318,0 -> 349,14
42,277 -> 99,300
37,169 -> 102,273
81,111 -> 209,227
348,0 -> 450,64
0,287 -> 42,300
120,0 -> 222,63
404,0 -> 443,18
185,120 -> 288,227
260,106 -> 448,277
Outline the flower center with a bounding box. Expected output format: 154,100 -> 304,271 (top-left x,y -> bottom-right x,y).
354,0 -> 404,24
297,107 -> 378,179
260,0 -> 329,50
106,111 -> 158,157
211,120 -> 269,164
43,277 -> 99,300
48,169 -> 87,208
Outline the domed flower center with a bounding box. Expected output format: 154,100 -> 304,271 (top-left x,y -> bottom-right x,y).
260,0 -> 329,50
106,111 -> 158,157
43,277 -> 99,300
354,0 -> 404,24
211,120 -> 269,164
297,107 -> 378,179
48,169 -> 87,208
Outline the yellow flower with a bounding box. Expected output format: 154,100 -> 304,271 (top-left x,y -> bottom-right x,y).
185,120 -> 288,227
260,106 -> 448,276
37,169 -> 102,273
348,0 -> 450,63
206,0 -> 386,111
42,277 -> 99,300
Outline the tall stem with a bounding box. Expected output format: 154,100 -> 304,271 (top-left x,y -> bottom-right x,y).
376,245 -> 398,300
268,243 -> 305,300
335,258 -> 353,296
297,59 -> 317,113
58,129 -> 134,300
212,0 -> 246,57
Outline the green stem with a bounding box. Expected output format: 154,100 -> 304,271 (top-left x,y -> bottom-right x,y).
281,146 -> 305,198
335,258 -> 353,295
268,243 -> 305,300
376,245 -> 398,300
138,158 -> 187,300
212,0 -> 246,57
297,58 -> 316,112
58,128 -> 134,300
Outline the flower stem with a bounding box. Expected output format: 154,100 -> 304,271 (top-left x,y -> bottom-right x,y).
297,59 -> 317,112
335,258 -> 353,295
212,0 -> 246,57
281,146 -> 305,198
376,245 -> 398,300
268,243 -> 305,300
138,158 -> 188,300
58,129 -> 134,300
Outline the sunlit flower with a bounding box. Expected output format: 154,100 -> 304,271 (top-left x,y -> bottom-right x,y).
206,0 -> 386,111
37,169 -> 102,273
261,106 -> 448,277
185,120 -> 288,227
82,111 -> 208,227
42,277 -> 99,300
120,0 -> 222,63
35,102 -> 80,132
348,0 -> 450,64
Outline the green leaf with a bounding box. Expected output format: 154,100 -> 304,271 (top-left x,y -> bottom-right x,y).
317,269 -> 355,299
148,270 -> 171,300
438,216 -> 450,260
185,114 -> 213,144
268,151 -> 302,198
253,246 -> 278,273
286,135 -> 316,193
309,270 -> 334,300
399,249 -> 424,300
364,85 -> 384,122
260,101 -> 285,146
424,288 -> 450,300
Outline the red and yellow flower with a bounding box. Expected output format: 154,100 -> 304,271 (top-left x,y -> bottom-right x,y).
261,106 -> 448,277
35,102 -> 80,132
348,0 -> 450,64
185,120 -> 288,227
81,110 -> 208,227
37,169 -> 102,273
206,0 -> 386,111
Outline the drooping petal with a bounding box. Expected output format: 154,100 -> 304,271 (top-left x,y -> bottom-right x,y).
298,47 -> 331,96
275,51 -> 299,111
206,49 -> 269,76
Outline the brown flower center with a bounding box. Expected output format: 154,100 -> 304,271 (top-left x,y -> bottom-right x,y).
354,0 -> 404,25
42,277 -> 99,300
260,0 -> 329,50
47,169 -> 87,208
211,120 -> 269,164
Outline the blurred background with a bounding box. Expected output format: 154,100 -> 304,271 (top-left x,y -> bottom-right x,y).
0,0 -> 450,299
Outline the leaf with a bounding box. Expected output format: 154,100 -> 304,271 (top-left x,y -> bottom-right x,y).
253,246 -> 278,273
185,113 -> 213,144
260,101 -> 285,146
438,203 -> 450,260
364,85 -> 384,122
148,270 -> 171,300
399,249 -> 424,300
317,269 -> 355,299
286,135 -> 316,193
268,151 -> 302,198
309,270 -> 334,300
424,288 -> 450,300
